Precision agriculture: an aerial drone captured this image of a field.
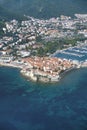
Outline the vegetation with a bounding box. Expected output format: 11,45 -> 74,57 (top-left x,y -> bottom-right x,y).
0,5 -> 26,21
0,20 -> 5,36
36,40 -> 68,56
36,35 -> 42,42
1,0 -> 87,19
36,35 -> 87,56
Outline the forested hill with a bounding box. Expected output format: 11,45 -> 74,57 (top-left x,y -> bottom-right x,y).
0,0 -> 87,19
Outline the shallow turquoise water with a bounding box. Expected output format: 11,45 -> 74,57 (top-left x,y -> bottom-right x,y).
0,67 -> 87,130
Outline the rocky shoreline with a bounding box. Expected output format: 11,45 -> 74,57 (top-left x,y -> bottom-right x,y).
0,57 -> 87,83
20,69 -> 60,83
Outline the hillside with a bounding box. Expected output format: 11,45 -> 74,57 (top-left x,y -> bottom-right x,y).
0,0 -> 87,19
0,5 -> 26,20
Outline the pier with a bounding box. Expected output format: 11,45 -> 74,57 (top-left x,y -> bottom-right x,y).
60,51 -> 84,57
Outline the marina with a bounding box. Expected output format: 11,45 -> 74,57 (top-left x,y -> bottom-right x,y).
60,51 -> 84,57
53,44 -> 87,61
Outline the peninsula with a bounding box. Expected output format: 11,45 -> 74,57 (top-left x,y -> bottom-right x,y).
21,57 -> 75,82
0,55 -> 77,82
0,14 -> 87,82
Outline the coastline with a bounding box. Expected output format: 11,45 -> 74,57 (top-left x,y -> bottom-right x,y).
0,63 -> 85,83
16,65 -> 87,83
0,63 -> 82,83
20,68 -> 59,83
20,63 -> 87,83
0,61 -> 69,83
20,70 -> 60,83
59,67 -> 76,78
0,14 -> 87,83
0,56 -> 87,83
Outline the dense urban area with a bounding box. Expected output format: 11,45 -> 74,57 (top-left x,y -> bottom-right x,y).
0,14 -> 87,82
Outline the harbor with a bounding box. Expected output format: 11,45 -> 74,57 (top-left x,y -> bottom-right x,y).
52,43 -> 87,62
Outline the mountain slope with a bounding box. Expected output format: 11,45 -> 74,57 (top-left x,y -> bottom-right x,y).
0,5 -> 26,20
0,0 -> 87,19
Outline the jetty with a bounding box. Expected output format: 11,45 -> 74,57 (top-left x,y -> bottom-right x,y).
60,51 -> 84,57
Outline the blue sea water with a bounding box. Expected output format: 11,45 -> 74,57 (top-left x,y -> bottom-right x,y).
0,67 -> 87,130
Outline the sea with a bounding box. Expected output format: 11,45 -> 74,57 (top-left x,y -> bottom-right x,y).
0,65 -> 87,130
